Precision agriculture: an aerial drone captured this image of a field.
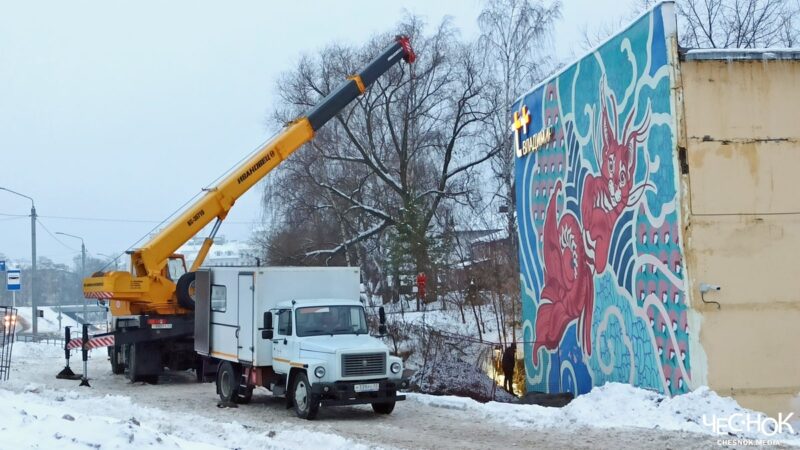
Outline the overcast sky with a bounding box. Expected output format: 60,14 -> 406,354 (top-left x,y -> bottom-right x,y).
0,0 -> 628,267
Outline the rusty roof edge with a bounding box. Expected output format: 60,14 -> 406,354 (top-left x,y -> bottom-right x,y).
682,48 -> 800,61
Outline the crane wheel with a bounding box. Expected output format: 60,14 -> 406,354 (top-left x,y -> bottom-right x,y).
176,272 -> 197,310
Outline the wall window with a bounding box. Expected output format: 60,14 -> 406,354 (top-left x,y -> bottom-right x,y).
211,285 -> 227,312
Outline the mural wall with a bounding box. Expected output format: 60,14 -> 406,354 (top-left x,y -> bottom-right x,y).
514,3 -> 691,396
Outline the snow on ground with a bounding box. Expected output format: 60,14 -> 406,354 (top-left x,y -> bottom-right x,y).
382,302 -> 508,343
381,304 -> 520,402
3,342 -> 798,449
0,385 -> 367,450
408,383 -> 800,446
2,343 -> 370,450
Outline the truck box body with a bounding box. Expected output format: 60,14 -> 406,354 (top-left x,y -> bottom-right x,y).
195,266 -> 360,366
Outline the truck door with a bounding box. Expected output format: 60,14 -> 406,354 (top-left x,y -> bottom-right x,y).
237,273 -> 255,362
271,308 -> 292,375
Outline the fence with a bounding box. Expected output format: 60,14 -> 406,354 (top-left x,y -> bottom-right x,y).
0,306 -> 17,381
15,333 -> 65,346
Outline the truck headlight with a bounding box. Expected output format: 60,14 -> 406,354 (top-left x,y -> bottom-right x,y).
390,362 -> 401,374
314,366 -> 326,378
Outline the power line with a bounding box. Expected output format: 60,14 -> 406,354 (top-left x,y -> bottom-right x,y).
0,212 -> 265,225
35,218 -> 79,253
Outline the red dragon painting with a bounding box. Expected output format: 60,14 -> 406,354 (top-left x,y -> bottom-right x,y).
533,81 -> 652,365
581,83 -> 652,274
534,181 -> 594,365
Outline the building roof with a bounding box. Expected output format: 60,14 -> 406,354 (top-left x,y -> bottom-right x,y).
682,48 -> 800,61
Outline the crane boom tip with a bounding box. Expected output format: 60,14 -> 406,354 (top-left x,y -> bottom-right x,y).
395,35 -> 416,64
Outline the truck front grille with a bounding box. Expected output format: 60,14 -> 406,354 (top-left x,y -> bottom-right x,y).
342,352 -> 386,377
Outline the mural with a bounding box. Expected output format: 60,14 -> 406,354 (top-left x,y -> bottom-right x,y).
514,3 -> 691,396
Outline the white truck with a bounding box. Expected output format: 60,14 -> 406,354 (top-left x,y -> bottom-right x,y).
193,266 -> 408,419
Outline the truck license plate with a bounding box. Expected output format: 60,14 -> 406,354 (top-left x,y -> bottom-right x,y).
354,383 -> 379,393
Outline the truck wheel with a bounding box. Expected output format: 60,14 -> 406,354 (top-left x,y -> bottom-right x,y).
372,400 -> 396,415
127,344 -> 159,384
217,361 -> 239,403
292,372 -> 319,420
109,345 -> 124,375
126,345 -> 137,381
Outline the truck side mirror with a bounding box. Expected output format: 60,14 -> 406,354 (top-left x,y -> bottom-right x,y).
261,312 -> 273,339
379,306 -> 386,325
379,324 -> 387,336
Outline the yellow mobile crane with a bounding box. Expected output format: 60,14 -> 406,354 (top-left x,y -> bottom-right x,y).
83,36 -> 415,382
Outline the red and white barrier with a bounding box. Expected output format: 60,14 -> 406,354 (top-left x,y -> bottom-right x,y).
66,335 -> 115,350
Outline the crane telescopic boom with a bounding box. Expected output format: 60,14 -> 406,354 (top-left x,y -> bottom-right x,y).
84,36 -> 415,316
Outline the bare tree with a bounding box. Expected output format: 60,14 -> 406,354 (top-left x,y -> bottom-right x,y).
582,0 -> 799,50
259,17 -> 499,301
678,0 -> 799,48
477,0 -> 561,342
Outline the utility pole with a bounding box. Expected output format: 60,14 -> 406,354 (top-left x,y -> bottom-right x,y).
80,241 -> 85,320
31,202 -> 37,335
0,187 -> 37,335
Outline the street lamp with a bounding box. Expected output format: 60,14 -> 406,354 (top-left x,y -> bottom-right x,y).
55,232 -> 86,323
97,253 -> 119,271
0,187 -> 38,336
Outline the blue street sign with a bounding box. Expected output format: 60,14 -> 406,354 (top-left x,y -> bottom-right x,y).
0,260 -> 5,271
7,269 -> 20,291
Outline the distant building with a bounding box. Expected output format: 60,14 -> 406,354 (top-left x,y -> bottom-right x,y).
178,236 -> 257,268
513,2 -> 799,418
449,228 -> 510,291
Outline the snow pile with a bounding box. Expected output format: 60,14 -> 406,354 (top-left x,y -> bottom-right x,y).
0,384 -> 372,450
409,383 -> 800,446
0,387 -> 215,449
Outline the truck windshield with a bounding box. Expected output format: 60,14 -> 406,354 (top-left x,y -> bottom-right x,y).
295,306 -> 368,337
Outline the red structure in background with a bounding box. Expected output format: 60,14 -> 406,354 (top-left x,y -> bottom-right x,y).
416,272 -> 427,305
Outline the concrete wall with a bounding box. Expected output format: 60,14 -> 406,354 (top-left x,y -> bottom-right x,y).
681,58 -> 800,418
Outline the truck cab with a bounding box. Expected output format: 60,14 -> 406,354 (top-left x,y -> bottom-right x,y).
194,267 -> 408,420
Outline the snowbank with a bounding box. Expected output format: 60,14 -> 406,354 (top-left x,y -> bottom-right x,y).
0,384 -> 371,450
11,341 -> 67,360
409,383 -> 800,446
0,387 -> 217,449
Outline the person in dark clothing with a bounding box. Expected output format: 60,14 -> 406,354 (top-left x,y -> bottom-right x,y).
502,343 -> 517,395
466,279 -> 478,305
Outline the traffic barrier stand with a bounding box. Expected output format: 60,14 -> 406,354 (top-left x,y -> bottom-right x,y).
56,326 -> 80,380
79,324 -> 90,387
